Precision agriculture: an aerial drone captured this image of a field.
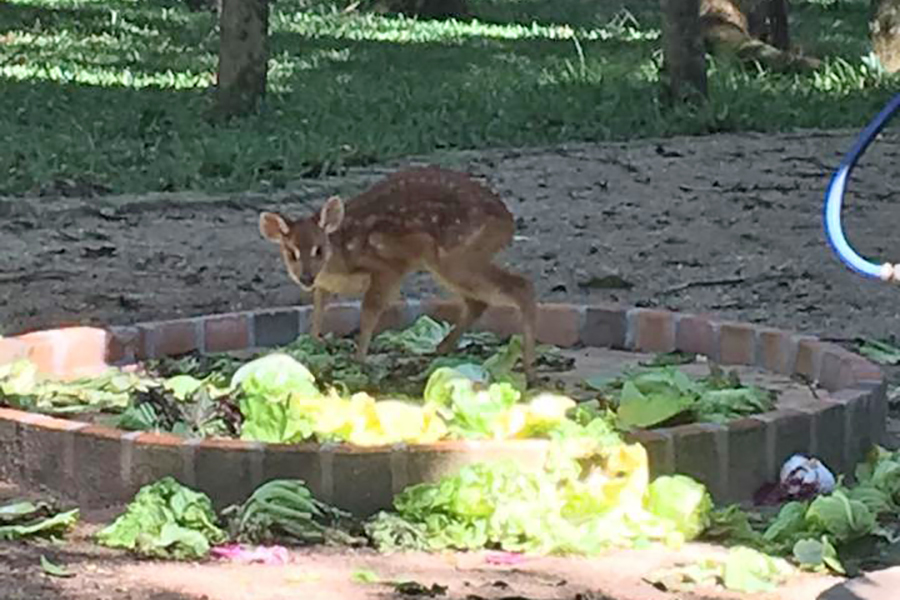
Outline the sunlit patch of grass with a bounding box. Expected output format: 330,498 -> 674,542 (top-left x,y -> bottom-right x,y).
0,0 -> 897,196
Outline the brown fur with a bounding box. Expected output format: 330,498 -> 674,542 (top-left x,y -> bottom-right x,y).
259,166 -> 537,382
700,0 -> 820,72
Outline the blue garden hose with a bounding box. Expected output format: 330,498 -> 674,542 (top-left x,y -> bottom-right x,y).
824,92 -> 900,281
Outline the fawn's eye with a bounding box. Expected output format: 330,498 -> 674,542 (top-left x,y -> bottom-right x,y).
290,247 -> 301,262
310,246 -> 321,258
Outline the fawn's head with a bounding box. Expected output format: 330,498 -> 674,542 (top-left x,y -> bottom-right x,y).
259,196 -> 345,291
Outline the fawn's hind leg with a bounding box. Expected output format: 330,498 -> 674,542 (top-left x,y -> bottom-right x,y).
431,260 -> 537,382
435,297 -> 489,355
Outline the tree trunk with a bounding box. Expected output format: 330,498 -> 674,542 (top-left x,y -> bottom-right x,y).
871,0 -> 900,72
661,0 -> 708,103
215,0 -> 270,118
700,0 -> 818,72
363,0 -> 469,20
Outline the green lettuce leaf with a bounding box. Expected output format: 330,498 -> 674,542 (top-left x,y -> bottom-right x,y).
805,490 -> 875,543
95,476 -> 226,559
645,475 -> 712,541
230,353 -> 319,401
616,380 -> 693,428
0,501 -> 79,541
722,546 -> 794,593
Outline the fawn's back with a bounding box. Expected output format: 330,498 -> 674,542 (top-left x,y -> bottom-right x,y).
327,166 -> 515,273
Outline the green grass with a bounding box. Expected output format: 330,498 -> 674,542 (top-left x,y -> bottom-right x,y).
0,0 -> 897,196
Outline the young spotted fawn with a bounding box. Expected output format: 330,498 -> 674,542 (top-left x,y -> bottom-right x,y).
258,166 -> 537,382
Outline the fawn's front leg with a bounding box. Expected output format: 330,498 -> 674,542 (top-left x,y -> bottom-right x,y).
355,270 -> 404,361
311,287 -> 328,340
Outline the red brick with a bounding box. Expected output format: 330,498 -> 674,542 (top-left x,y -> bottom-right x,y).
793,337 -> 823,381
819,346 -> 848,392
475,306 -> 520,339
421,299 -> 461,324
16,327 -> 110,379
631,309 -> 676,353
204,313 -> 251,353
580,304 -> 628,348
135,432 -> 187,447
373,302 -> 419,335
141,319 -> 200,358
756,328 -> 793,374
675,315 -> 716,358
322,303 -> 360,337
0,338 -> 28,366
536,304 -> 583,347
719,322 -> 757,365
105,326 -> 142,364
847,355 -> 884,385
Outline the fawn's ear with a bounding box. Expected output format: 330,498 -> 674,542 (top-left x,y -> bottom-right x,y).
319,196 -> 345,235
259,211 -> 290,242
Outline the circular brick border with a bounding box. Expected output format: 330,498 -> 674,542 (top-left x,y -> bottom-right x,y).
0,301 -> 887,515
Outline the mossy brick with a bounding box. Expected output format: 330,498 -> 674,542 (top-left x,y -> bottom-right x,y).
404,441 -> 549,486
253,308 -> 301,347
194,439 -> 264,509
624,429 -> 674,479
130,433 -> 193,490
871,382 -> 889,446
331,448 -> 395,517
724,418 -> 771,502
580,305 -> 628,348
0,412 -> 22,480
261,444 -> 325,500
672,423 -> 728,501
18,416 -> 86,492
72,426 -> 130,508
812,400 -> 849,476
757,409 -> 813,472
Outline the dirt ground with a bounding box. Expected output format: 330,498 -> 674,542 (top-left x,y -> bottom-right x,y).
2,128 -> 900,599
0,480 -> 848,600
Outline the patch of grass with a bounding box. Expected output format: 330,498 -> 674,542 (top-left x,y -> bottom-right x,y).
0,0 -> 897,196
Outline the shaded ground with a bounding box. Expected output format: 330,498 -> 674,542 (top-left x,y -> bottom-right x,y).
2,128 -> 900,599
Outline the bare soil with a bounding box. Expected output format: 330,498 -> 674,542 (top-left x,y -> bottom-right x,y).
2,128 -> 900,599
